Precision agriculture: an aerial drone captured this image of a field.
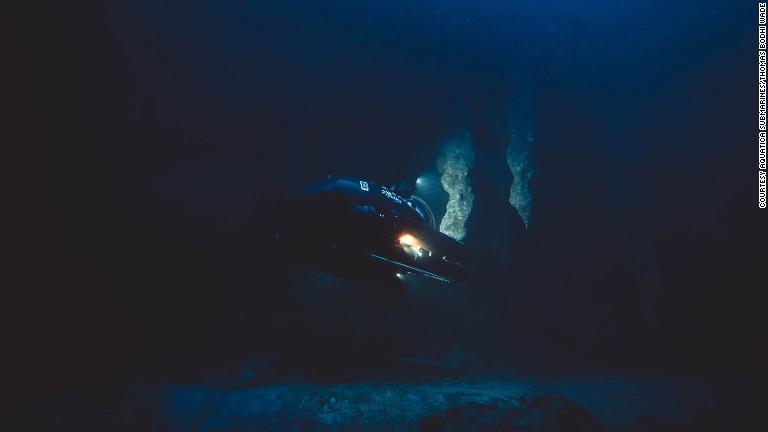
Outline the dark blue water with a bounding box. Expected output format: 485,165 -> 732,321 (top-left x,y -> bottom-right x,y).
10,0 -> 762,430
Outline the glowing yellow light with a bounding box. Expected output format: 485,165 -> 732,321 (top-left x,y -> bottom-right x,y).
399,234 -> 419,247
399,233 -> 432,260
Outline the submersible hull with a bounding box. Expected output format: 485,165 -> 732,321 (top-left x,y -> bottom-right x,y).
278,176 -> 468,283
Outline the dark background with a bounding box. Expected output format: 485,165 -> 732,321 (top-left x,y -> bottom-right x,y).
8,0 -> 764,421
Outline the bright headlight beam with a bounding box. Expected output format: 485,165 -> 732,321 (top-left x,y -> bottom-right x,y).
399,233 -> 419,247
399,233 -> 430,259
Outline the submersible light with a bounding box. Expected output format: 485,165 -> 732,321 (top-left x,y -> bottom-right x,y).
399,233 -> 420,247
399,233 -> 431,259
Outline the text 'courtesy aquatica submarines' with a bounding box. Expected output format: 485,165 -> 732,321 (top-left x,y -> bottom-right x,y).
757,3 -> 768,209
758,4 -> 767,208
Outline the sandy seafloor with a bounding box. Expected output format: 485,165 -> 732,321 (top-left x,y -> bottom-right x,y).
38,371 -> 725,431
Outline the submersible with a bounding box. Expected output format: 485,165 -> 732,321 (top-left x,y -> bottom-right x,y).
276,176 -> 468,283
